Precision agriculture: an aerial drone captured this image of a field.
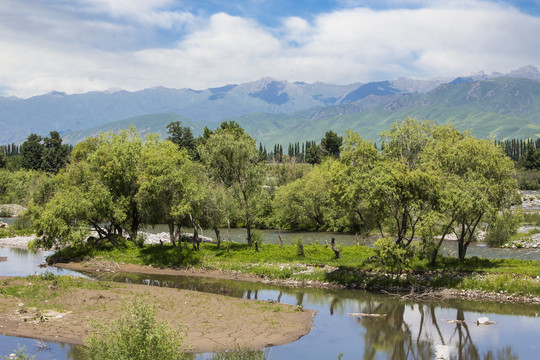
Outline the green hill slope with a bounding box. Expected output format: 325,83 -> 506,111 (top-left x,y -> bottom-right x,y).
63,77 -> 540,146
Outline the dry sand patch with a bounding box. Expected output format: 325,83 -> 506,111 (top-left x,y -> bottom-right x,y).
0,277 -> 315,352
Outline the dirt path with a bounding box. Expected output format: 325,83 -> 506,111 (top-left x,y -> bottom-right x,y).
0,277 -> 315,352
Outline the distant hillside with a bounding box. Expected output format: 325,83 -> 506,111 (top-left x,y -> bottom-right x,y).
3,65 -> 540,145
63,76 -> 540,147
62,113 -> 203,144
232,77 -> 540,145
0,79 -> 363,144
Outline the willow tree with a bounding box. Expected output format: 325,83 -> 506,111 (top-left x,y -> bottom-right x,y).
274,160 -> 334,231
424,127 -> 519,262
199,123 -> 264,246
330,131 -> 380,236
136,135 -> 197,247
31,128 -> 144,249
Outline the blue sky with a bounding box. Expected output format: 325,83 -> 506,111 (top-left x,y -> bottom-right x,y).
1,0 -> 540,97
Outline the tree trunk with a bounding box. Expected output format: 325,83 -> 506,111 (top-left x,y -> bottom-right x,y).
430,221 -> 454,265
189,214 -> 199,250
458,239 -> 466,263
278,224 -> 284,248
331,237 -> 341,259
215,228 -> 221,249
168,222 -> 177,247
227,219 -> 231,253
243,191 -> 252,247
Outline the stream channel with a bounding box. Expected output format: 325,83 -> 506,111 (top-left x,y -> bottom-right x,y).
2,226 -> 540,359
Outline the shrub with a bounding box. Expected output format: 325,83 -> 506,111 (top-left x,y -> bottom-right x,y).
83,296 -> 185,360
485,211 -> 522,247
2,346 -> 35,360
210,348 -> 270,360
294,238 -> 305,257
251,230 -> 264,252
373,237 -> 411,277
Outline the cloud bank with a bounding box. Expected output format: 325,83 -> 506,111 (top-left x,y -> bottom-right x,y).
0,0 -> 539,98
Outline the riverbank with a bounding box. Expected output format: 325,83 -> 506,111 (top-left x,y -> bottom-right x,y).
56,259 -> 540,305
7,235 -> 540,305
0,274 -> 315,352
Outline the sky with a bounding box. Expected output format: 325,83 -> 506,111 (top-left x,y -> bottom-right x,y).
1,0 -> 540,98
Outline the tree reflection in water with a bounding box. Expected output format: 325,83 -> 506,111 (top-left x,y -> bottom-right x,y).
90,271 -> 527,360
355,302 -> 518,360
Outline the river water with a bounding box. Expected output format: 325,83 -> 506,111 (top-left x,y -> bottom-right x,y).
2,232 -> 540,359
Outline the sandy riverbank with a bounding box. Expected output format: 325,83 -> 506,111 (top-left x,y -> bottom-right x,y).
0,276 -> 315,352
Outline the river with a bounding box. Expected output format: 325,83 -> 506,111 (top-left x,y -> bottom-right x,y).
2,244 -> 540,359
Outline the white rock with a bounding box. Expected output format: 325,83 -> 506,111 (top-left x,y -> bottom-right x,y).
435,344 -> 450,360
476,317 -> 490,325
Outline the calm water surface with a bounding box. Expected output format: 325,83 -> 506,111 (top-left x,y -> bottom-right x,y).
1,231 -> 540,359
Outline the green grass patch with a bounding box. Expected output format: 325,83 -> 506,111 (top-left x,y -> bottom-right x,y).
47,240 -> 540,296
460,273 -> 540,296
0,272 -> 111,308
0,227 -> 34,239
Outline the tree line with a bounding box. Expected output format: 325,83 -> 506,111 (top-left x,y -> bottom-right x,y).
260,131 -> 342,165
0,131 -> 72,172
1,118 -> 519,264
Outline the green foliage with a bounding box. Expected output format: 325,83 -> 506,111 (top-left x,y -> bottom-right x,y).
21,134 -> 43,171
273,161 -> 334,231
0,169 -> 51,206
321,130 -> 342,158
251,229 -> 264,252
518,143 -> 540,170
0,151 -> 5,169
460,273 -> 540,296
373,237 -> 411,276
522,211 -> 540,226
167,121 -> 197,159
305,145 -> 321,165
20,132 -> 70,173
294,238 -> 305,257
83,296 -> 185,360
485,211 -> 522,247
136,135 -> 197,245
199,125 -> 264,246
516,169 -> 540,190
2,346 -> 35,360
210,348 -> 269,360
0,273 -> 110,307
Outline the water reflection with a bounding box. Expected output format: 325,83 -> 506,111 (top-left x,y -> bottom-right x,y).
0,246 -> 84,277
2,244 -> 540,359
92,272 -> 540,360
0,335 -> 84,360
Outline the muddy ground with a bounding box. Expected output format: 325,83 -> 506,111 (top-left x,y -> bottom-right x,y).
0,275 -> 315,353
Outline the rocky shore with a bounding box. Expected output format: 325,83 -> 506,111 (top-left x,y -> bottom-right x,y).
0,231 -> 215,249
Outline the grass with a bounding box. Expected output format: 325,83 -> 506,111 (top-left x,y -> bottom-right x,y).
0,227 -> 34,239
47,241 -> 540,297
0,272 -> 111,308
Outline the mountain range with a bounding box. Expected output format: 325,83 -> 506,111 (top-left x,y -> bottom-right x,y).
1,65 -> 540,146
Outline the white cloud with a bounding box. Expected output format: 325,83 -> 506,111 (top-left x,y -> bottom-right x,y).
1,0 -> 540,97
79,0 -> 195,29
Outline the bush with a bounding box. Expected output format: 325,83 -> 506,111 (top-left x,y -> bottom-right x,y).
2,346 -> 35,360
210,348 -> 270,360
11,216 -> 32,231
294,238 -> 305,257
373,237 -> 411,276
83,296 -> 185,360
251,230 -> 264,252
485,211 -> 522,247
